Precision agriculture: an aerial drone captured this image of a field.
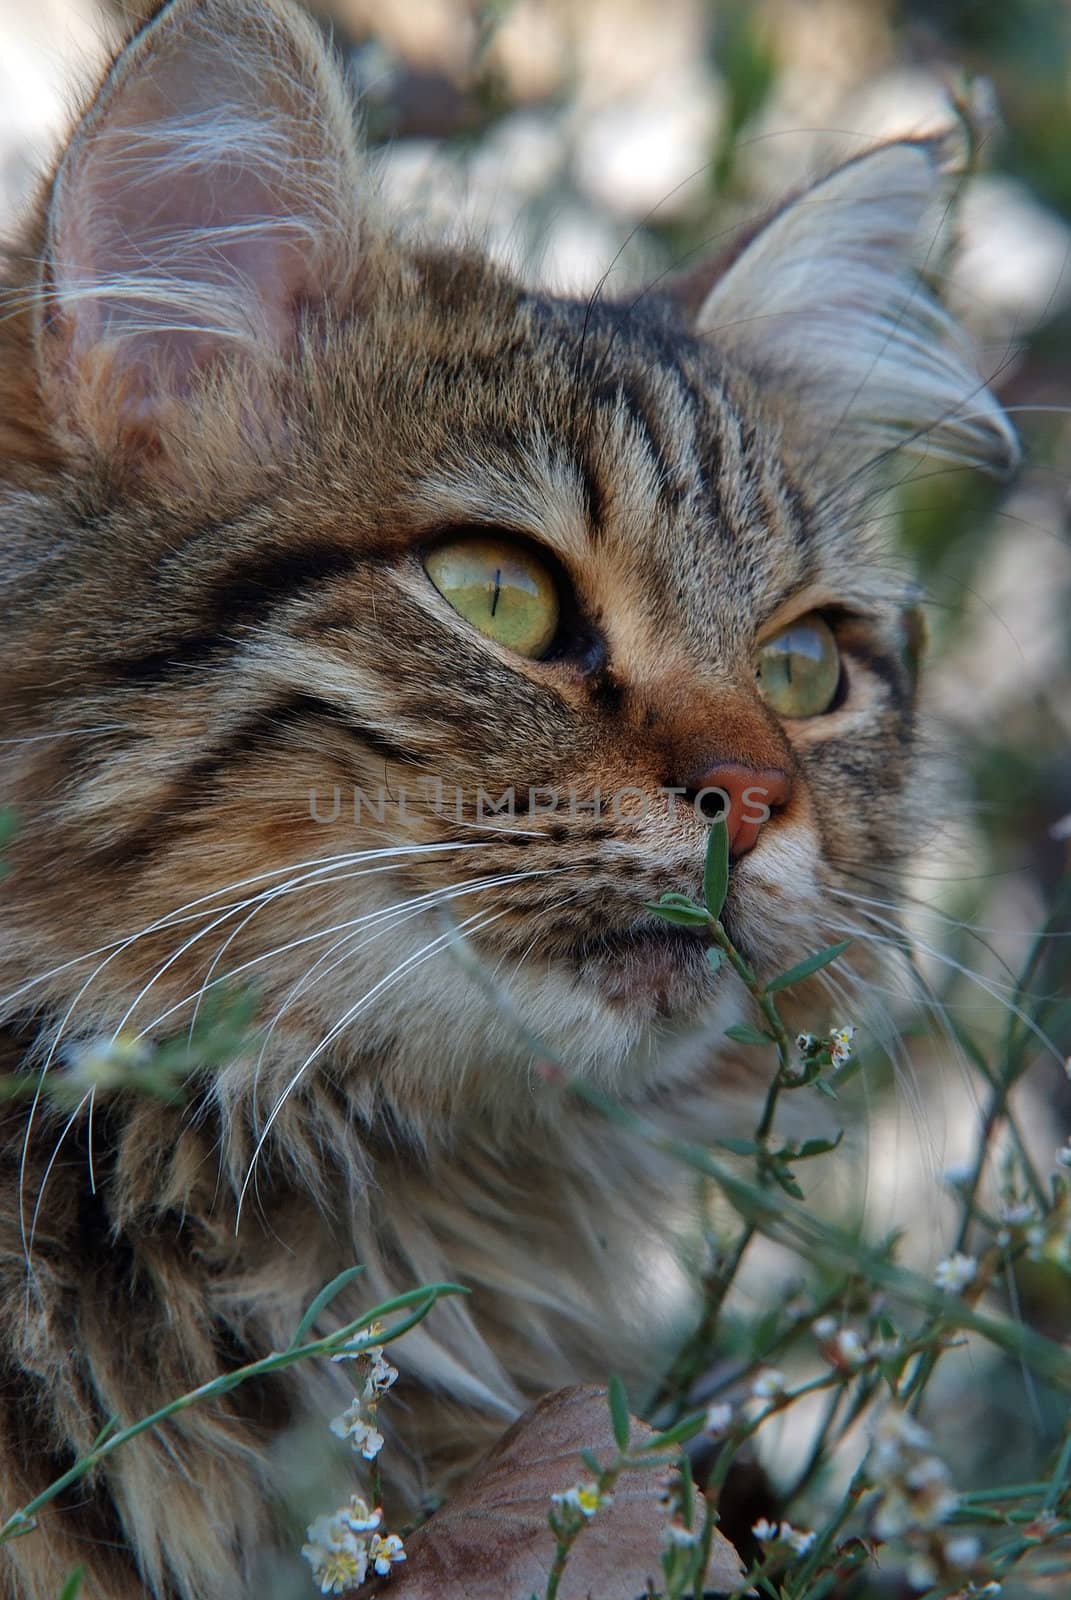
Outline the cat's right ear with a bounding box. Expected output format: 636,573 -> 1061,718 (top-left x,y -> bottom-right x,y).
677,139 -> 1019,480
35,0 -> 363,470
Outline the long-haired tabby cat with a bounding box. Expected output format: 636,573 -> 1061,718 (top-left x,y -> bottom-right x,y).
0,0 -> 1018,1595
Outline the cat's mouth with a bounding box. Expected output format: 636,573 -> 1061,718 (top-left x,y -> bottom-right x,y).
573,918 -> 716,1018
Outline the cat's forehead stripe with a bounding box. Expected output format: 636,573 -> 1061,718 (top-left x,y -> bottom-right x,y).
410,449 -> 593,566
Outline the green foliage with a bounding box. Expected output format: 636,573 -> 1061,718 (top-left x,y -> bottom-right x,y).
565,864 -> 1071,1598
765,942 -> 853,994
0,808 -> 17,880
608,1375 -> 631,1453
0,1279 -> 466,1550
291,1265 -> 366,1347
702,818 -> 729,922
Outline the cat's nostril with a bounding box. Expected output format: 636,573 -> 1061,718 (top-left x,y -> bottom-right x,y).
693,789 -> 728,822
680,762 -> 792,859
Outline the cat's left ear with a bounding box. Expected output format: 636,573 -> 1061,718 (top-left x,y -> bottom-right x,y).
688,139 -> 1019,478
36,0 -> 364,466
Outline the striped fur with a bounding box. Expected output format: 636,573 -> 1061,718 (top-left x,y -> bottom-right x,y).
0,2 -> 1015,1596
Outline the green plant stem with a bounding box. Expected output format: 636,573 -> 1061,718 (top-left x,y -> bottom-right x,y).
655,907 -> 803,1420
543,1539 -> 571,1600
705,917 -> 795,1144
0,1285 -> 462,1547
705,1373 -> 843,1503
782,1384 -> 844,1506
789,1461 -> 872,1595
543,1455 -> 629,1600
1043,1416 -> 1071,1513
661,1220 -> 756,1421
573,1080 -> 1071,1389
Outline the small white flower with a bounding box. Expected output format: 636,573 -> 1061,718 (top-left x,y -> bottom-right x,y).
329,1401 -> 384,1459
302,1518 -> 368,1595
906,1551 -> 938,1590
796,1031 -> 818,1052
934,1252 -> 977,1293
663,1518 -> 699,1548
304,1513 -> 350,1552
904,1455 -> 947,1490
751,1519 -> 814,1554
331,1322 -> 386,1363
369,1532 -> 406,1576
828,1024 -> 855,1064
834,1328 -> 866,1368
65,1032 -> 151,1091
704,1401 -> 733,1437
1000,1200 -> 1035,1227
362,1352 -> 399,1401
751,1368 -> 787,1400
1056,1144 -> 1071,1169
812,1314 -> 838,1342
871,1407 -> 934,1486
655,1470 -> 678,1512
944,1533 -> 981,1569
876,1407 -> 931,1454
338,1495 -> 381,1536
551,1482 -> 607,1519
873,1489 -> 913,1539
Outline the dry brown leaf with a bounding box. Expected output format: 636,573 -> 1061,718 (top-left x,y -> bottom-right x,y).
379,1384 -> 746,1600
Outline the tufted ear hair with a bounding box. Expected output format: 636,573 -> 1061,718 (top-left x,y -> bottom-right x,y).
690,139 -> 1019,478
36,0 -> 363,465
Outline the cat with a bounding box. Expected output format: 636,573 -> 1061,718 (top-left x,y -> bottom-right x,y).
0,0 -> 1018,1595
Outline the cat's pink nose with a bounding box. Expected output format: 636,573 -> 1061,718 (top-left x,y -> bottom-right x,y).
683,763 -> 792,858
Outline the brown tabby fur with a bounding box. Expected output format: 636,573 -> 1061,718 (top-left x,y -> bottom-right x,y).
0,1 -> 1016,1595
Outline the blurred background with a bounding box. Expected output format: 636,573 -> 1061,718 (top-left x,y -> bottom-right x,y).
1,0 -> 1070,1583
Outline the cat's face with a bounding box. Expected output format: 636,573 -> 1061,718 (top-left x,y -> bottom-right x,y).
0,0 -> 1016,1123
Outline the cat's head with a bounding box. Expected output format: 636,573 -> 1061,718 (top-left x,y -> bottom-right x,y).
0,0 -> 1017,1132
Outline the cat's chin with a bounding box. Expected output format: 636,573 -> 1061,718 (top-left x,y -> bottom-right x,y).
574,921 -> 716,1021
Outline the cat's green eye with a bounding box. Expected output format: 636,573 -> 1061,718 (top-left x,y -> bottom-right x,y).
756,613 -> 841,718
424,535 -> 560,659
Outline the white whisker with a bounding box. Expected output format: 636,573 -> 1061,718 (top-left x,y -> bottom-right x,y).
16,840 -> 502,1267
131,863 -> 555,1043
234,901 -> 518,1225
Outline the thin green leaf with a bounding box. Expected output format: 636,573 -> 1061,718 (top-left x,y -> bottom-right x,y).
608,1375 -> 630,1452
643,901 -> 710,928
0,808 -> 18,850
750,1307 -> 782,1355
580,1448 -> 603,1477
91,1417 -> 119,1450
678,1450 -> 695,1527
643,1412 -> 708,1451
764,941 -> 852,994
58,1569 -> 84,1600
291,1265 -> 365,1349
725,1024 -> 774,1047
716,1136 -> 759,1156
703,819 -> 729,921
798,1131 -> 844,1160
766,1159 -> 804,1200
